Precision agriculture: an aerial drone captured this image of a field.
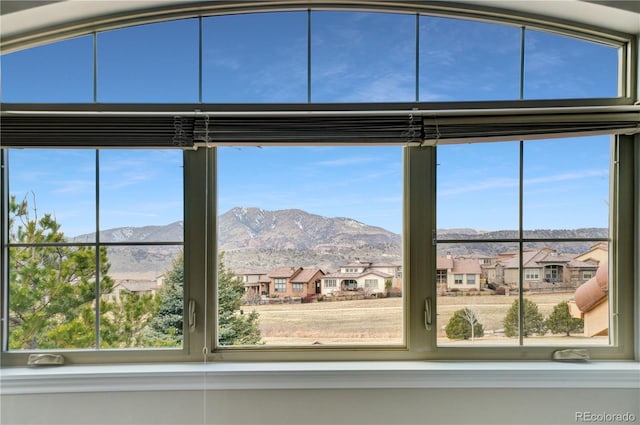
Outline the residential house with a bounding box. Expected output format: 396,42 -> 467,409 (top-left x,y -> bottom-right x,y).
111,279 -> 161,301
574,242 -> 608,266
436,255 -> 482,292
321,260 -> 398,295
500,248 -> 597,290
267,266 -> 324,298
236,270 -> 271,296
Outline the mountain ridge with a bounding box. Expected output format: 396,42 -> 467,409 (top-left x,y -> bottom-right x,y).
71,207 -> 607,278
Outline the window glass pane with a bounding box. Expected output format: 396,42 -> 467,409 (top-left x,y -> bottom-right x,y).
101,247 -> 184,348
97,20 -> 199,102
437,141 -> 519,232
217,146 -> 403,346
419,17 -> 520,101
523,136 -> 610,233
1,36 -> 93,102
99,150 -> 184,235
522,241 -> 609,346
202,12 -> 307,102
524,30 -> 618,99
311,11 -> 415,102
8,149 -> 96,241
8,245 -> 101,350
437,242 -> 520,346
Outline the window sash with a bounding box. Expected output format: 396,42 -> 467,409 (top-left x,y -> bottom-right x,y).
1,135 -> 635,366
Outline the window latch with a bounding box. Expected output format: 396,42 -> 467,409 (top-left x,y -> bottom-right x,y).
424,297 -> 432,331
188,299 -> 196,333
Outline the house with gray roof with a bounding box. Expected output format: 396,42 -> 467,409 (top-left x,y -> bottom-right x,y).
321,260 -> 400,295
500,248 -> 597,290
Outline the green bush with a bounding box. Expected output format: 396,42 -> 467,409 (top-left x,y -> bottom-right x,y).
503,298 -> 547,337
546,301 -> 584,336
445,308 -> 484,340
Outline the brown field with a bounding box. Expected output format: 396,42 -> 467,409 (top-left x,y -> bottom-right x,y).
243,292 -> 609,346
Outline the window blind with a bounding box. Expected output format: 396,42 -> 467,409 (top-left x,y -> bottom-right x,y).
1,105 -> 637,148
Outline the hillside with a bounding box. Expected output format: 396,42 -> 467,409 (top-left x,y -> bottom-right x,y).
71,208 -> 607,278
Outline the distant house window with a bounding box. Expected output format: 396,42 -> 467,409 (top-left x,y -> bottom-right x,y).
274,278 -> 286,292
454,274 -> 463,284
365,279 -> 379,288
525,269 -> 540,280
436,270 -> 447,284
343,279 -> 358,290
292,283 -> 304,292
583,271 -> 595,280
324,279 -> 337,288
466,275 -> 476,285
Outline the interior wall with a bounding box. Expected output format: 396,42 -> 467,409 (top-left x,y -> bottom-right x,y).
2,388 -> 639,425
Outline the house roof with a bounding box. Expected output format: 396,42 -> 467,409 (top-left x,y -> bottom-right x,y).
114,279 -> 159,293
342,260 -> 372,268
437,256 -> 454,270
323,269 -> 393,279
291,268 -> 324,283
267,267 -> 302,279
500,248 -> 596,270
452,258 -> 482,274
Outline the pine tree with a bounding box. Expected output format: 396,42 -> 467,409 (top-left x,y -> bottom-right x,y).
503,298 -> 547,338
146,252 -> 185,347
148,251 -> 262,347
545,301 -> 583,336
7,195 -> 114,349
218,252 -> 262,346
445,308 -> 484,340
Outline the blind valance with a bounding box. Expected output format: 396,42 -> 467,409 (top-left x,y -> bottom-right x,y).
1,104 -> 638,148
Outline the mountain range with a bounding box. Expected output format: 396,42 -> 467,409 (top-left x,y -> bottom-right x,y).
73,207 -> 606,279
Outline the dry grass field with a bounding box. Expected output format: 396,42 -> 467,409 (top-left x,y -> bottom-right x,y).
244,292 -> 609,347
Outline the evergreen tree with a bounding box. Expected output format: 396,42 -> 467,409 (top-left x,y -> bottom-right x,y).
503,298 -> 547,337
147,252 -> 185,347
101,291 -> 160,348
148,251 -> 262,347
445,308 -> 484,340
8,195 -> 114,349
218,253 -> 262,346
8,194 -> 163,349
545,301 -> 583,336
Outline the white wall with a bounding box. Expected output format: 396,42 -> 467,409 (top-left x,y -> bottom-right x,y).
2,388 -> 639,425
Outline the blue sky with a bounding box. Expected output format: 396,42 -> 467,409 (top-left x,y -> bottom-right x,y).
2,11 -> 616,236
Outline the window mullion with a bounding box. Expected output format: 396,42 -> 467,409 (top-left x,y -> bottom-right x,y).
407,146 -> 436,352
184,148 -> 209,359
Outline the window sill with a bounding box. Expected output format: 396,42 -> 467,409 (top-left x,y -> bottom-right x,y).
1,361 -> 638,395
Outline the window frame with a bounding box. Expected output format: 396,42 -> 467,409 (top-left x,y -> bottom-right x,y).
0,128 -> 636,367
0,2 -> 637,366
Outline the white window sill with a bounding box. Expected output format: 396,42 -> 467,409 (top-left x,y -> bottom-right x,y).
1,361 -> 639,395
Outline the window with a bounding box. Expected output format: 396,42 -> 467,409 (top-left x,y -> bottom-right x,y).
324,279 -> 337,288
274,279 -> 286,292
364,279 -> 379,289
4,149 -> 184,351
524,269 -> 540,281
1,4 -> 636,365
217,146 -> 403,347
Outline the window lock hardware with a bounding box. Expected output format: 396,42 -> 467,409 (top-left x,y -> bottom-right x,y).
28,353 -> 65,367
424,297 -> 432,331
188,299 -> 196,333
